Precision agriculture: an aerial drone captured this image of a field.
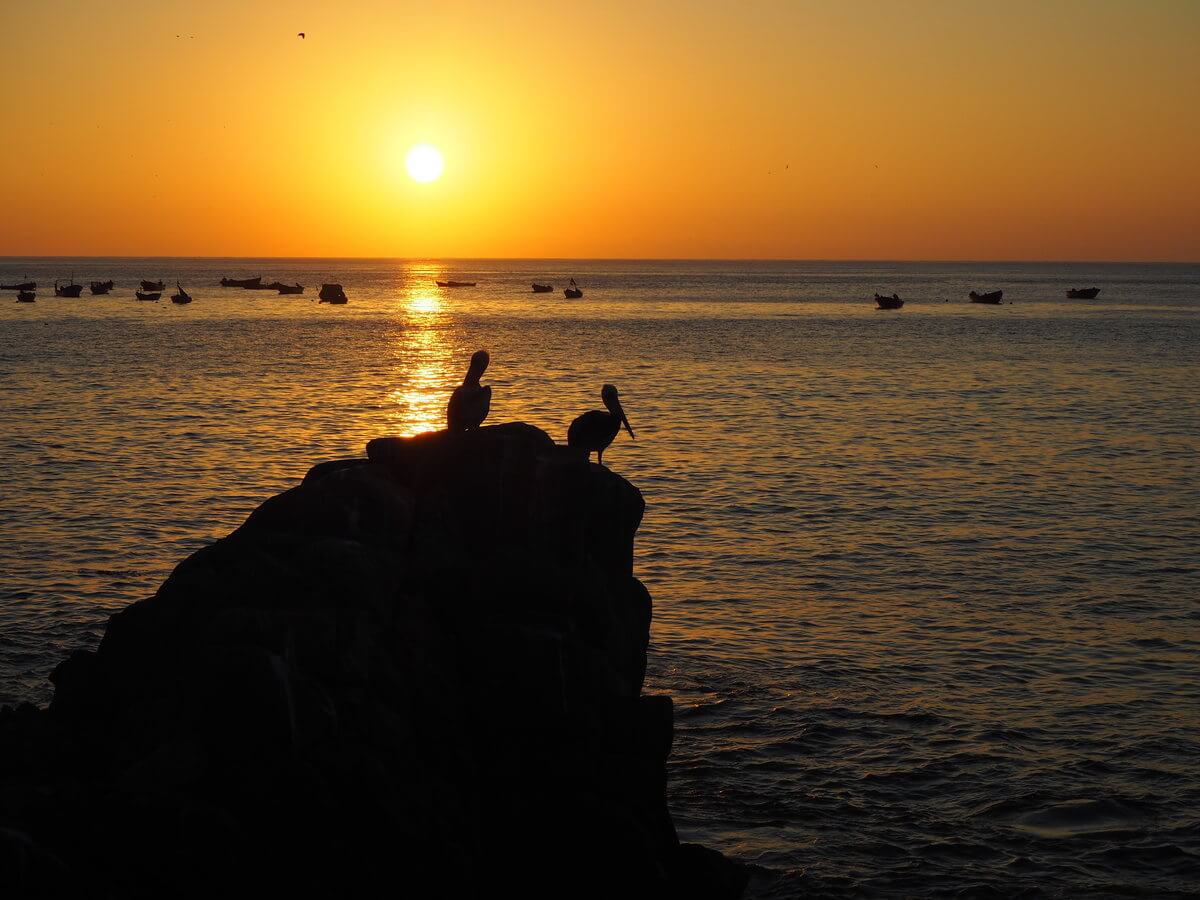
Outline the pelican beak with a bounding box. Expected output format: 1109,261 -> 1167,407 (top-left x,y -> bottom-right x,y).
619,407 -> 635,440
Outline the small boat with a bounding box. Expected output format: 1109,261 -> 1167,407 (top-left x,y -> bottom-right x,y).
16,290 -> 35,302
141,279 -> 165,292
532,283 -> 554,293
171,284 -> 192,304
1066,287 -> 1100,299
1,280 -> 36,291
318,283 -> 348,304
564,278 -> 583,299
135,291 -> 161,301
277,283 -> 304,295
435,280 -> 477,288
220,276 -> 262,289
969,290 -> 1003,304
90,280 -> 114,295
875,293 -> 904,309
55,279 -> 84,298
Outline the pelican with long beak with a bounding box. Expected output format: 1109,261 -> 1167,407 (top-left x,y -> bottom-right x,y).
567,384 -> 635,465
446,350 -> 491,432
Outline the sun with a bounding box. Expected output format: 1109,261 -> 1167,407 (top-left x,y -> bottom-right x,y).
405,143 -> 444,183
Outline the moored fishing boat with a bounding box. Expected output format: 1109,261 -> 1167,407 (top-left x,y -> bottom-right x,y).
90,280 -> 114,295
54,279 -> 84,298
171,284 -> 192,304
1,280 -> 36,291
135,291 -> 161,301
318,283 -> 348,304
563,278 -> 583,299
1066,287 -> 1100,299
220,276 -> 262,288
277,283 -> 304,294
16,289 -> 35,302
969,290 -> 1003,304
141,279 -> 165,292
435,280 -> 477,288
532,283 -> 553,293
875,293 -> 904,309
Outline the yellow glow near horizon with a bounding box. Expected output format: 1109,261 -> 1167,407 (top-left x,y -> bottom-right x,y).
1,1 -> 1198,260
405,144 -> 444,184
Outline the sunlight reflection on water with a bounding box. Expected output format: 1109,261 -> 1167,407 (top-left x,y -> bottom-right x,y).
387,267 -> 455,436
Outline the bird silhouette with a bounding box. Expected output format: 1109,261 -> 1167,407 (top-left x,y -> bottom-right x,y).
446,350 -> 491,432
567,385 -> 635,465
298,32 -> 305,38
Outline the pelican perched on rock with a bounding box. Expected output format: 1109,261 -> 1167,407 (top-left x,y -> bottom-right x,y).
446,350 -> 491,432
568,384 -> 634,465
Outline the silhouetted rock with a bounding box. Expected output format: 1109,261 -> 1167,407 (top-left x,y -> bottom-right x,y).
0,423 -> 745,899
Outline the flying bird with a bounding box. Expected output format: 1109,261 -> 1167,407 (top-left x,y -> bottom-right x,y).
298,32 -> 305,38
446,350 -> 491,432
567,384 -> 635,465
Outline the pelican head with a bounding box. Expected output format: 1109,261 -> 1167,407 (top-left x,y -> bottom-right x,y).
465,350 -> 490,384
602,384 -> 635,439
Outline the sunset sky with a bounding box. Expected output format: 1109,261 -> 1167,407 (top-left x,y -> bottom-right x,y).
2,0 -> 1198,260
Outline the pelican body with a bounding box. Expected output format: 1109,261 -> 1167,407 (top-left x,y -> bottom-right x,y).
568,384 -> 634,465
447,350 -> 492,432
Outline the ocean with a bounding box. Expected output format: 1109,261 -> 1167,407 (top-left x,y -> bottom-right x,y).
1,258 -> 1197,896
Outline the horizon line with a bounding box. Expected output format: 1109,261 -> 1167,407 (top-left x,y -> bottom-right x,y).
2,255 -> 1198,265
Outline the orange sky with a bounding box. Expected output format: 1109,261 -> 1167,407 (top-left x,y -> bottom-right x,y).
2,0 -> 1198,260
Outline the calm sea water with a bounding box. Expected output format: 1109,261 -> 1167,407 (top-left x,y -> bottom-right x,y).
1,259 -> 1198,896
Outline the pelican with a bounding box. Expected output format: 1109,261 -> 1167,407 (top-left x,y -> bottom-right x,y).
446,350 -> 491,432
567,384 -> 634,465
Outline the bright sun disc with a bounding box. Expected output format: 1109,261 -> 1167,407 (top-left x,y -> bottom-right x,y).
405,144 -> 444,183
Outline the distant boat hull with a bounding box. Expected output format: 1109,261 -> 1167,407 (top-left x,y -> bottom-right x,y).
318,283 -> 348,303
564,288 -> 583,299
2,281 -> 36,291
969,290 -> 1003,304
16,290 -> 35,302
532,283 -> 553,293
140,280 -> 165,292
436,280 -> 476,288
220,276 -> 262,289
90,281 -> 114,295
171,295 -> 192,304
875,294 -> 904,309
1066,288 -> 1100,299
55,283 -> 84,298
135,291 -> 161,301
277,284 -> 304,295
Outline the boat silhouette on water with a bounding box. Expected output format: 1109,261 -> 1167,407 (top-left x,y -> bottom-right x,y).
318,283 -> 348,304
141,279 -> 165,292
1066,287 -> 1100,299
90,280 -> 114,295
436,280 -> 476,288
969,290 -> 1003,304
532,283 -> 553,293
564,278 -> 583,299
171,284 -> 192,304
2,280 -> 36,291
16,290 -> 35,302
55,279 -> 83,298
135,291 -> 161,301
277,283 -> 304,295
220,276 -> 262,289
875,293 -> 904,309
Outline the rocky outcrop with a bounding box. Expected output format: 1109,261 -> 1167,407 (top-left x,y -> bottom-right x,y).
0,423 -> 746,899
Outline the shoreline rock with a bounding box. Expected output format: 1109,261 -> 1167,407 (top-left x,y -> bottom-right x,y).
0,423 -> 746,898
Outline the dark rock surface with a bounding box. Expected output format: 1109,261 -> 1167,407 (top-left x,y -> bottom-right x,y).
0,423 -> 746,899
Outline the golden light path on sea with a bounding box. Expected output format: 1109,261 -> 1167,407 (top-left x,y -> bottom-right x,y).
387,262 -> 454,436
